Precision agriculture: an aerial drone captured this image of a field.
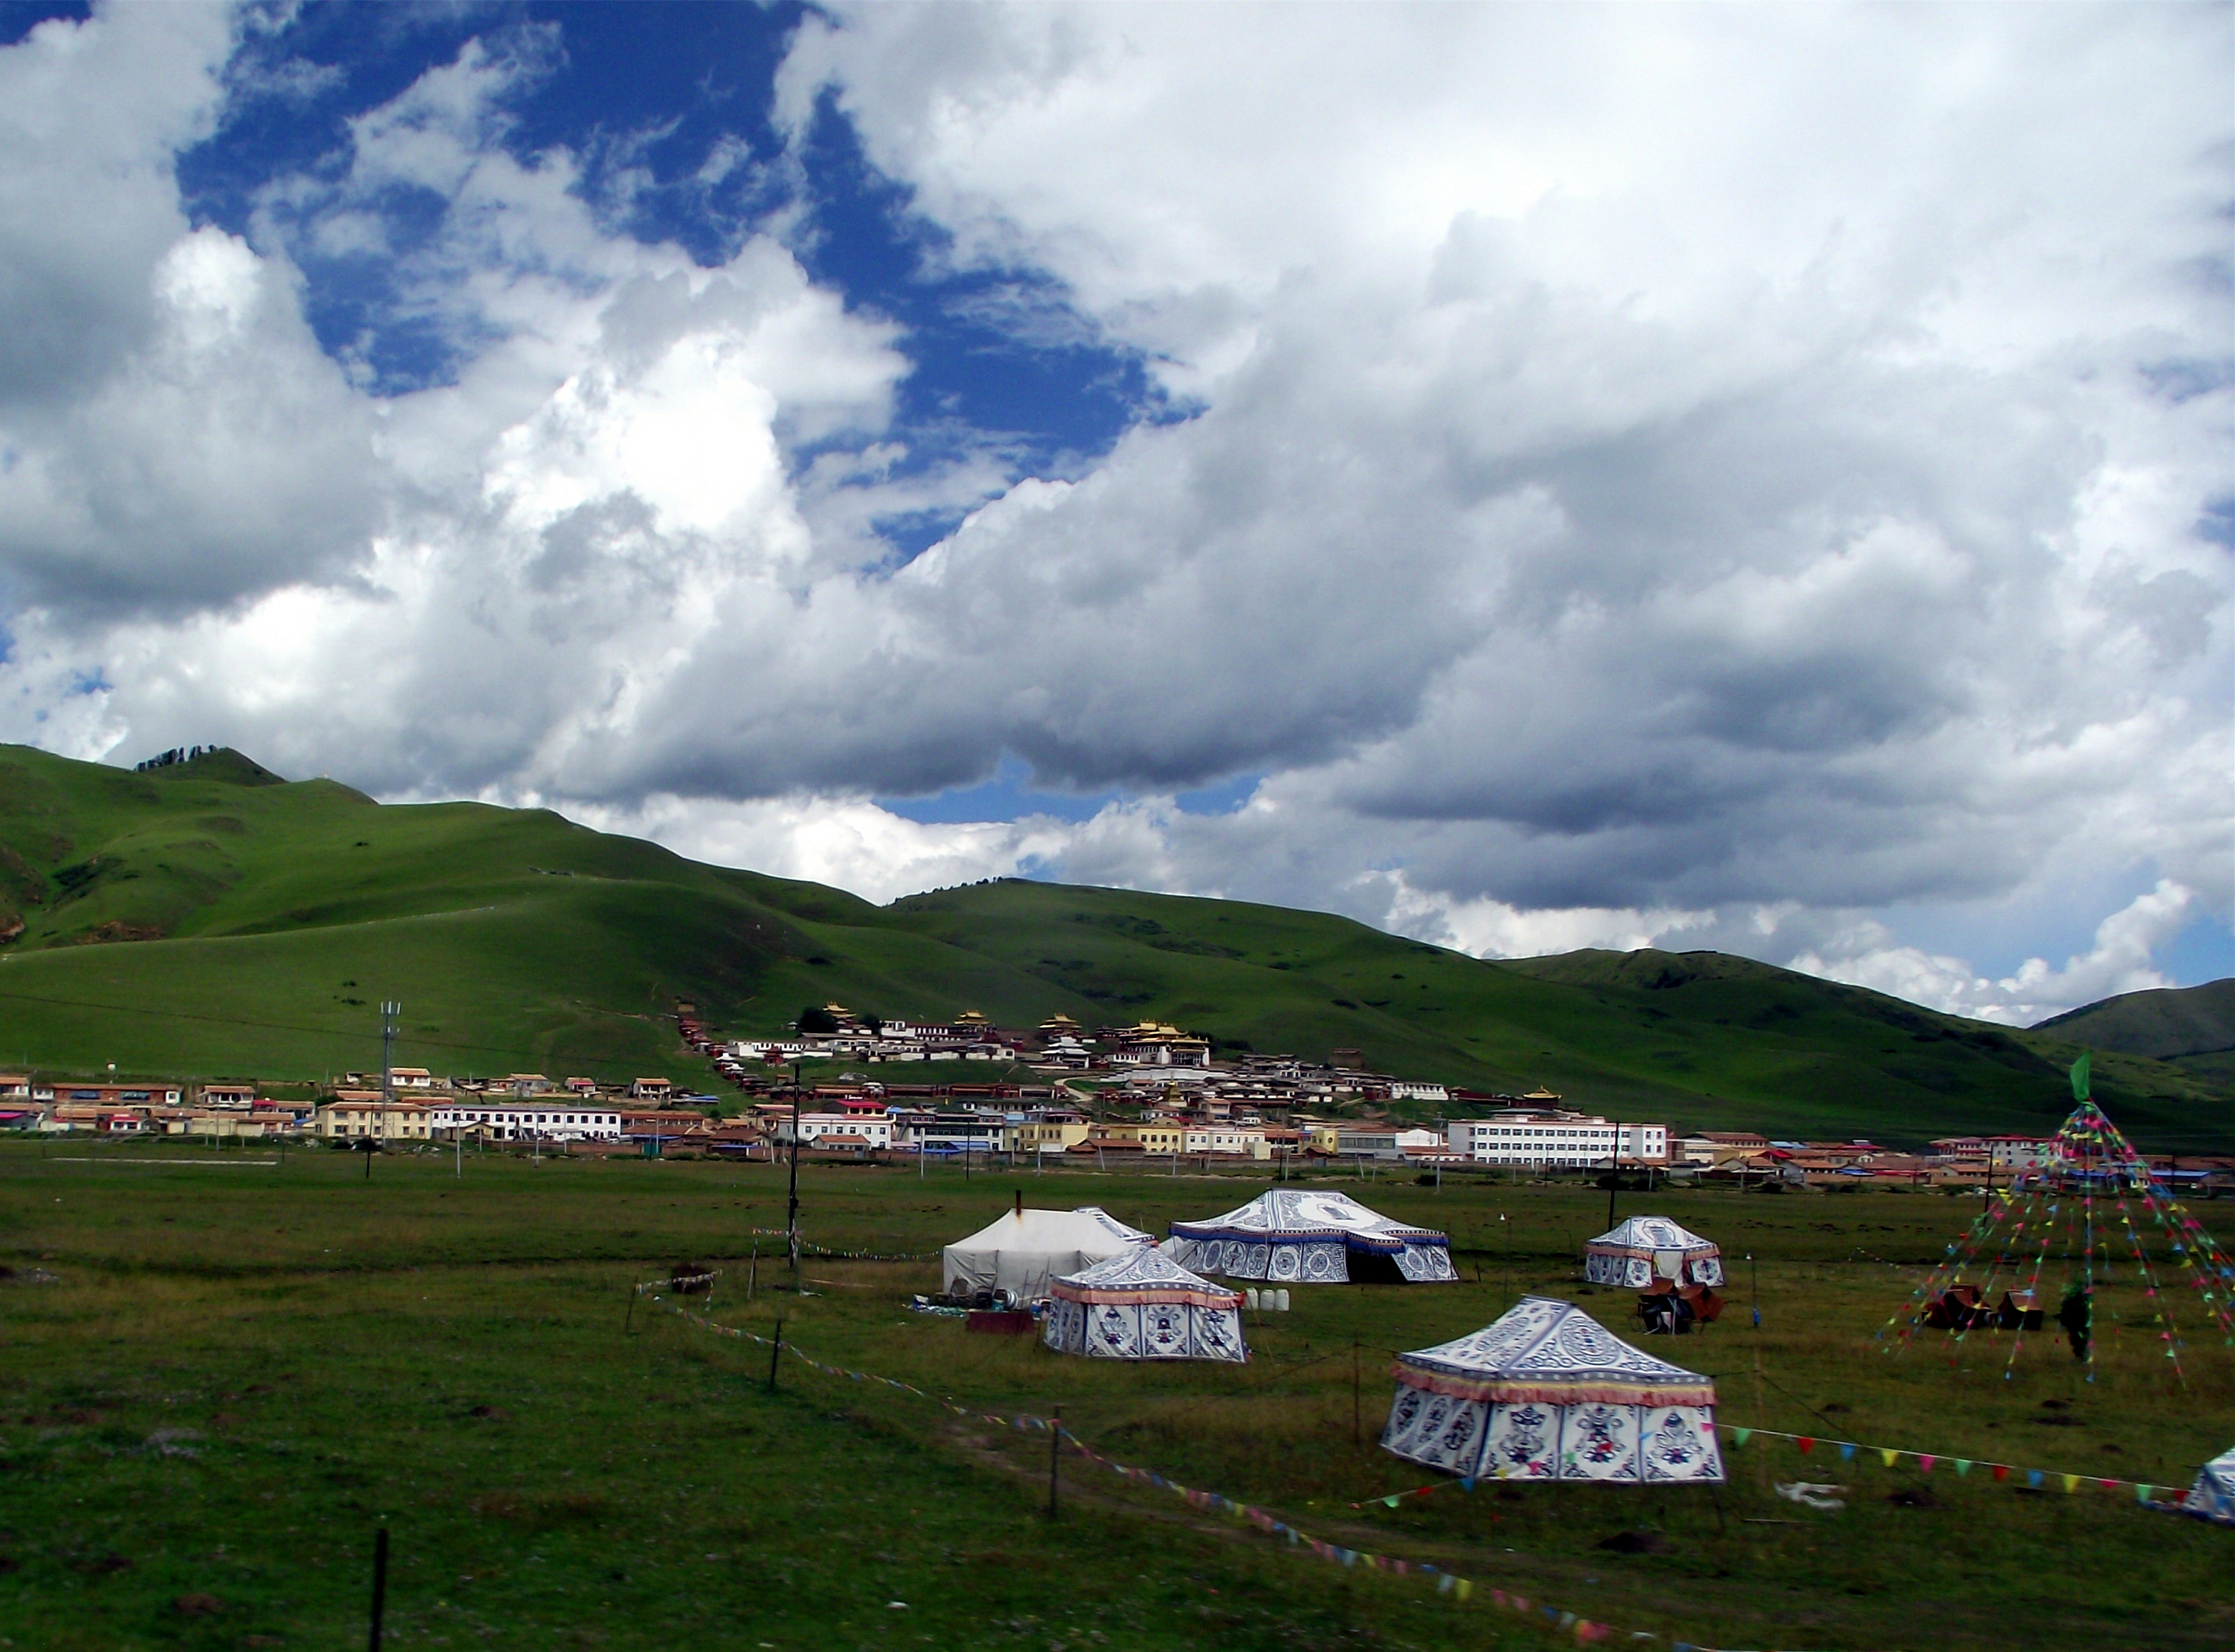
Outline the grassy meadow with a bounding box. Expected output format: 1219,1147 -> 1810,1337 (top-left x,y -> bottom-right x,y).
3,1142 -> 2229,1651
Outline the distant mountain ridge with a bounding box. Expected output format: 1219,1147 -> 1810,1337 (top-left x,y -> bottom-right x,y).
2033,979 -> 2235,1060
0,742 -> 2225,1147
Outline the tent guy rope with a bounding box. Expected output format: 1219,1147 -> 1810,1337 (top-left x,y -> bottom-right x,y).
631,1279 -> 1820,1652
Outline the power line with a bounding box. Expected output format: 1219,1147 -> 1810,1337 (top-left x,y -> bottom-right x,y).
0,982 -> 683,1068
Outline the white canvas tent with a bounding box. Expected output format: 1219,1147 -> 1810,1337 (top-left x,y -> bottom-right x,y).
1041,1246 -> 1247,1362
1166,1189 -> 1455,1283
2169,1442 -> 2235,1526
942,1204 -> 1151,1300
1381,1295 -> 1724,1484
1584,1216 -> 1724,1289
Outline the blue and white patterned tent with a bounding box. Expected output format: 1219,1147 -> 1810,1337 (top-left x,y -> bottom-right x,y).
1166,1189 -> 1455,1284
1042,1246 -> 1248,1363
2170,1442 -> 2235,1526
1381,1296 -> 1723,1484
1585,1215 -> 1724,1289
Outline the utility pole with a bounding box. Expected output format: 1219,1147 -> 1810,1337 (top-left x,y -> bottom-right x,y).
379,1001 -> 400,1161
1607,1120 -> 1621,1232
786,1059 -> 803,1290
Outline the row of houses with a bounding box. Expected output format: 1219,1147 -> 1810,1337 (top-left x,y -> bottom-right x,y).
330,1071 -> 684,1102
1649,1130 -> 2235,1189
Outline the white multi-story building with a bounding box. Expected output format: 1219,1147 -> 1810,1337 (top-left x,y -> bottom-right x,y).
1181,1126 -> 1271,1159
1447,1114 -> 1668,1167
1987,1136 -> 2059,1174
772,1112 -> 896,1149
899,1113 -> 1009,1153
430,1102 -> 622,1142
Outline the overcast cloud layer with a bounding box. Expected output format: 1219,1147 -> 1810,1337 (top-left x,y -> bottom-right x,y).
0,2 -> 2226,1025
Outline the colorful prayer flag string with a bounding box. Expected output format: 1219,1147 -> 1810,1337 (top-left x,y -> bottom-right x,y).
1351,1421 -> 2204,1511
635,1284 -> 1817,1651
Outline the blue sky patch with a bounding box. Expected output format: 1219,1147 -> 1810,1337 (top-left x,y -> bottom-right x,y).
172,1 -> 1156,555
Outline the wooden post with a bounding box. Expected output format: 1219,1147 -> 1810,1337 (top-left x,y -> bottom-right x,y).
767,1316 -> 784,1393
1351,1337 -> 1361,1446
622,1284 -> 635,1336
367,1526 -> 388,1652
1750,1346 -> 1769,1491
747,1241 -> 758,1302
1048,1405 -> 1062,1519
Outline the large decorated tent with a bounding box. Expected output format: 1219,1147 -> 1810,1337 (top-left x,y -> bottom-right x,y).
1381,1296 -> 1724,1483
1585,1216 -> 1725,1289
1041,1246 -> 1248,1362
2166,1442 -> 2235,1526
1166,1189 -> 1455,1283
1883,1057 -> 2235,1379
942,1204 -> 1153,1300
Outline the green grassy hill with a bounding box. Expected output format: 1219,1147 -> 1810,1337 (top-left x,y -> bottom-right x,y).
0,743 -> 2225,1147
879,886 -> 2228,1146
2034,979 -> 2235,1059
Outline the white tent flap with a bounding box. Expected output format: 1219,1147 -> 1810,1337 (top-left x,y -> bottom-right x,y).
942,1205 -> 1151,1299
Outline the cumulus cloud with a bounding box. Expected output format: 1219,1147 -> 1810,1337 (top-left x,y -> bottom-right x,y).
1792,880 -> 2196,1025
0,3 -> 2224,1023
0,6 -> 378,616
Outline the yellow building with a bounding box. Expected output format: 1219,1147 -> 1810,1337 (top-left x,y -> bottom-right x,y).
162,1112 -> 276,1139
1091,1122 -> 1185,1155
316,1094 -> 430,1142
1016,1119 -> 1091,1152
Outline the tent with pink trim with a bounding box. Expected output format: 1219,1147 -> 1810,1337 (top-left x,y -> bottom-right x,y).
1381,1296 -> 1723,1484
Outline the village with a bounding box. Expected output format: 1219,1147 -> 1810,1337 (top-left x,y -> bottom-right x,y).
6,1002 -> 2223,1193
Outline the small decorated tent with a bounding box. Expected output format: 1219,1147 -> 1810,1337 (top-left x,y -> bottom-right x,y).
1166,1189 -> 1455,1283
1585,1216 -> 1724,1289
1381,1296 -> 1723,1484
1041,1247 -> 1247,1362
2170,1443 -> 2235,1526
942,1204 -> 1152,1300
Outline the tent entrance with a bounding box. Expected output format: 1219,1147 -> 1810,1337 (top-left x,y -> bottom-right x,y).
1347,1249 -> 1405,1285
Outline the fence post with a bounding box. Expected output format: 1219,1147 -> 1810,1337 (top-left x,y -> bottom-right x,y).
367,1526 -> 388,1652
767,1316 -> 784,1393
1351,1338 -> 1361,1446
1048,1405 -> 1062,1519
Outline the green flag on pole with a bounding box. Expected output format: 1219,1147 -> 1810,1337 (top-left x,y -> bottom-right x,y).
2070,1052 -> 2091,1101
